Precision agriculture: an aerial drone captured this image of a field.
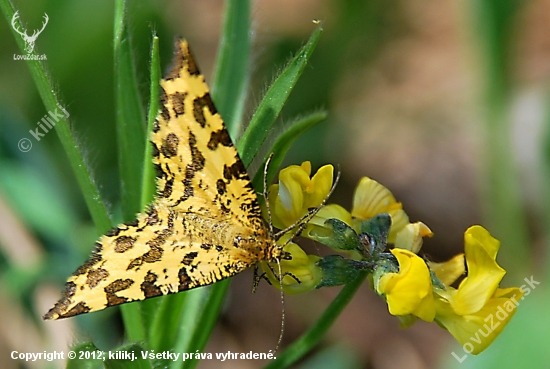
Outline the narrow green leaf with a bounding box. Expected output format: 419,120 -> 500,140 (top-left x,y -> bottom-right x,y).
252,111 -> 327,192
0,0 -> 112,234
66,343 -> 104,369
114,0 -> 146,220
237,24 -> 323,167
168,287 -> 210,369
180,280 -> 230,369
264,270 -> 368,369
148,292 -> 188,353
114,0 -> 147,343
211,0 -> 251,139
139,35 -> 172,341
141,34 -> 160,208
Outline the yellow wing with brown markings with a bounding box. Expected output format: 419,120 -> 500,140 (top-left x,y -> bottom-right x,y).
44,40 -> 278,320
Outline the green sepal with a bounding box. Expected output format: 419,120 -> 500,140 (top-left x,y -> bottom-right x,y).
359,214 -> 391,255
315,255 -> 372,289
306,218 -> 361,251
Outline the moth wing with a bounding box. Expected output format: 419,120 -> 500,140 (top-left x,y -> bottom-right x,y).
43,205 -> 257,320
152,39 -> 264,231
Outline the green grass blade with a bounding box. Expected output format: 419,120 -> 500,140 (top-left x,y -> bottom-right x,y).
179,280 -> 231,369
168,287 -> 210,369
66,343 -> 104,369
141,34 -> 160,208
252,110 -> 327,192
114,0 -> 146,220
0,0 -> 111,234
264,270 -> 368,369
237,24 -> 323,167
211,0 -> 251,139
114,0 -> 147,343
148,292 -> 187,353
137,34 -> 164,339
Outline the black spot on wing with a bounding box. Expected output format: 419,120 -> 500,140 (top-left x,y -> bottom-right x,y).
114,235 -> 136,253
193,93 -> 217,128
141,271 -> 163,298
171,91 -> 187,116
182,251 -> 198,266
159,87 -> 170,122
178,267 -> 192,290
163,177 -> 174,198
127,227 -> 170,270
216,179 -> 226,195
86,268 -> 109,288
188,131 -> 205,170
146,207 -> 159,226
161,133 -> 179,158
207,129 -> 232,150
104,279 -> 134,306
223,160 -> 248,182
65,302 -> 91,317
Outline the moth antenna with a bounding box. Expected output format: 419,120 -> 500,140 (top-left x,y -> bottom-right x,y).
274,167 -> 341,241
274,257 -> 285,354
263,153 -> 275,239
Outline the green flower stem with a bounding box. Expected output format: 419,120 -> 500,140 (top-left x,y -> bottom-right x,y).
264,270 -> 369,369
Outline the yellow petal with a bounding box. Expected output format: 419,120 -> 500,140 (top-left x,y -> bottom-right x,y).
428,254 -> 465,286
394,222 -> 433,253
307,204 -> 353,228
377,249 -> 435,322
434,287 -> 523,354
350,177 -> 411,242
352,177 -> 402,220
306,164 -> 334,209
268,162 -> 334,229
453,227 -> 505,315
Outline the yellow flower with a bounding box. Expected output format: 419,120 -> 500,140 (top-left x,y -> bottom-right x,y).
428,254 -> 465,286
375,248 -> 435,322
261,240 -> 322,294
351,177 -> 432,247
268,162 -> 334,230
394,222 -> 433,253
433,226 -> 524,354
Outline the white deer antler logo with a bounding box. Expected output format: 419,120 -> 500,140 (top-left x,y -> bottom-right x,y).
11,11 -> 49,54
